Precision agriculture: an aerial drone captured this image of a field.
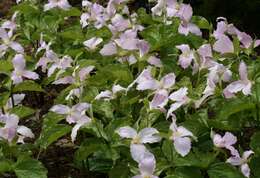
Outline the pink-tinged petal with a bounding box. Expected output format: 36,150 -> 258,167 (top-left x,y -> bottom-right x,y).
115,38 -> 138,50
12,54 -> 25,70
111,14 -> 131,32
224,81 -> 245,94
242,150 -> 254,160
137,40 -> 150,57
213,133 -> 224,148
79,66 -> 95,81
50,104 -> 70,114
0,28 -> 9,40
161,73 -> 176,89
223,88 -> 235,99
167,102 -> 184,118
138,128 -> 161,144
226,146 -> 240,156
71,117 -> 91,142
148,56 -> 162,68
254,40 -> 260,48
198,44 -> 212,58
23,71 -> 39,80
9,42 -> 24,54
241,164 -> 250,178
132,175 -> 142,178
151,0 -> 165,16
223,132 -> 237,146
53,76 -> 75,85
223,69 -> 232,82
236,31 -> 253,48
169,87 -> 188,101
227,156 -> 243,166
213,35 -> 234,54
44,1 -> 57,11
137,80 -> 159,91
177,126 -> 193,137
83,37 -> 103,50
95,90 -> 113,100
177,4 -> 193,22
213,20 -> 227,39
130,144 -> 154,163
47,64 -> 58,77
73,103 -> 90,112
166,0 -> 178,17
116,126 -> 137,139
58,0 -> 71,10
60,56 -> 73,69
100,42 -> 117,56
139,154 -> 156,175
174,137 -> 191,157
11,73 -> 23,84
187,23 -> 202,36
127,55 -> 137,65
239,61 -> 248,81
178,23 -> 190,36
150,89 -> 169,109
242,82 -> 252,96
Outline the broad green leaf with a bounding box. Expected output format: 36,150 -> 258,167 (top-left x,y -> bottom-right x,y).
10,106 -> 35,119
166,167 -> 203,178
192,16 -> 211,30
249,156 -> 260,178
0,60 -> 12,74
14,156 -> 47,178
250,131 -> 260,155
109,162 -> 130,178
0,92 -> 10,107
0,160 -> 13,173
208,163 -> 245,178
13,81 -> 44,92
36,113 -> 71,149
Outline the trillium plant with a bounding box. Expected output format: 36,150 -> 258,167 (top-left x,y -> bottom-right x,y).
0,0 -> 260,178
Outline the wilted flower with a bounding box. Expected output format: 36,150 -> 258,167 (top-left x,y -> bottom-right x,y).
11,54 -> 39,84
227,150 -> 254,178
223,61 -> 252,98
50,103 -> 91,142
44,0 -> 71,11
0,28 -> 24,57
169,117 -> 194,157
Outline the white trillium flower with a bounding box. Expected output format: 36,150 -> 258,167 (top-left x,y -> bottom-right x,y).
0,28 -> 24,57
176,44 -> 195,69
169,118 -> 194,157
227,150 -> 254,178
11,54 -> 39,84
132,153 -> 158,178
223,61 -> 252,98
50,103 -> 91,142
44,0 -> 71,11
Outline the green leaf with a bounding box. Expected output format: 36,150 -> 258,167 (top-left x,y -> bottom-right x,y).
249,156 -> 260,178
208,163 -> 245,178
14,156 -> 47,178
13,81 -> 44,93
0,60 -> 12,74
166,167 -> 203,178
93,100 -> 114,119
0,92 -> 10,107
250,131 -> 260,155
109,162 -> 130,178
0,160 -> 13,173
36,113 -> 71,149
10,106 -> 35,119
192,16 -> 211,30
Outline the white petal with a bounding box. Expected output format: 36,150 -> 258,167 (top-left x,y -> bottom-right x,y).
138,128 -> 161,144
130,144 -> 154,163
139,154 -> 156,175
116,126 -> 137,139
174,137 -> 192,157
50,104 -> 70,114
241,164 -> 250,178
17,125 -> 34,138
177,126 -> 193,137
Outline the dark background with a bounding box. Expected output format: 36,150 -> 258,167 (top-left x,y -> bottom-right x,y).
1,0 -> 260,37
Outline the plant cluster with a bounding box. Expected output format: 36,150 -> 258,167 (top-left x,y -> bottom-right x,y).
1,0 -> 260,178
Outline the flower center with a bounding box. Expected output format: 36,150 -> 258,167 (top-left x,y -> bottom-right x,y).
132,136 -> 141,144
